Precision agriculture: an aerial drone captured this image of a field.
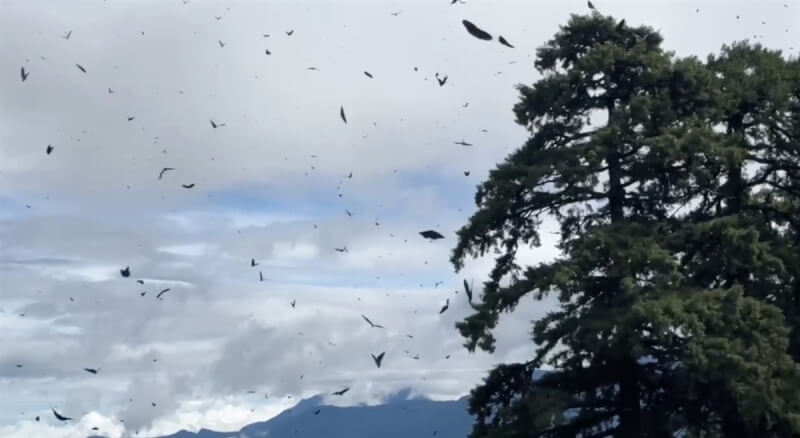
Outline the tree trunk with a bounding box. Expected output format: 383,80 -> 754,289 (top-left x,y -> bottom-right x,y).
606,103 -> 642,438
617,358 -> 642,437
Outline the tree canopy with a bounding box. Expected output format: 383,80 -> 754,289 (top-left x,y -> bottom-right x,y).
452,12 -> 800,438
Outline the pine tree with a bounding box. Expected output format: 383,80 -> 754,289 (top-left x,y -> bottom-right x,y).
663,42 -> 800,435
451,14 -> 800,437
727,52 -> 800,363
777,57 -> 800,362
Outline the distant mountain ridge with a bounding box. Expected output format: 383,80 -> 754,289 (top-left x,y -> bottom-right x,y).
148,388 -> 472,438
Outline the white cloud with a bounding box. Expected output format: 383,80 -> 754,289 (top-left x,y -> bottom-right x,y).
41,264 -> 120,283
141,398 -> 295,437
157,243 -> 214,257
267,241 -> 320,265
0,412 -> 126,438
1,0 -> 796,436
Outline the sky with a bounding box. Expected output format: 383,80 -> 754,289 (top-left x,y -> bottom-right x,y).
0,0 -> 797,437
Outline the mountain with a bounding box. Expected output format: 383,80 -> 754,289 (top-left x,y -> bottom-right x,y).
153,389 -> 472,438
158,429 -> 233,438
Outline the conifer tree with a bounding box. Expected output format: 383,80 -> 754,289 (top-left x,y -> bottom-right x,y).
451,14 -> 800,437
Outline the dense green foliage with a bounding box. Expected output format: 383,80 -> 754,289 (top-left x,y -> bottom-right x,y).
451,12 -> 800,438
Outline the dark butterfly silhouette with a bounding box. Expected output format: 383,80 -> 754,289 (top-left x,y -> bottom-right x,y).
498,36 -> 514,48
158,168 -> 175,180
371,352 -> 385,368
419,230 -> 444,240
52,407 -> 72,421
462,20 -> 492,40
361,314 -> 384,328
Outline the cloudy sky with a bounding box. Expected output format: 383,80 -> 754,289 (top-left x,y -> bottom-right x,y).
0,0 -> 797,437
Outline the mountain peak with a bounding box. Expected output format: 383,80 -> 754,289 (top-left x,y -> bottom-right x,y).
142,390 -> 471,438
295,393 -> 325,409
